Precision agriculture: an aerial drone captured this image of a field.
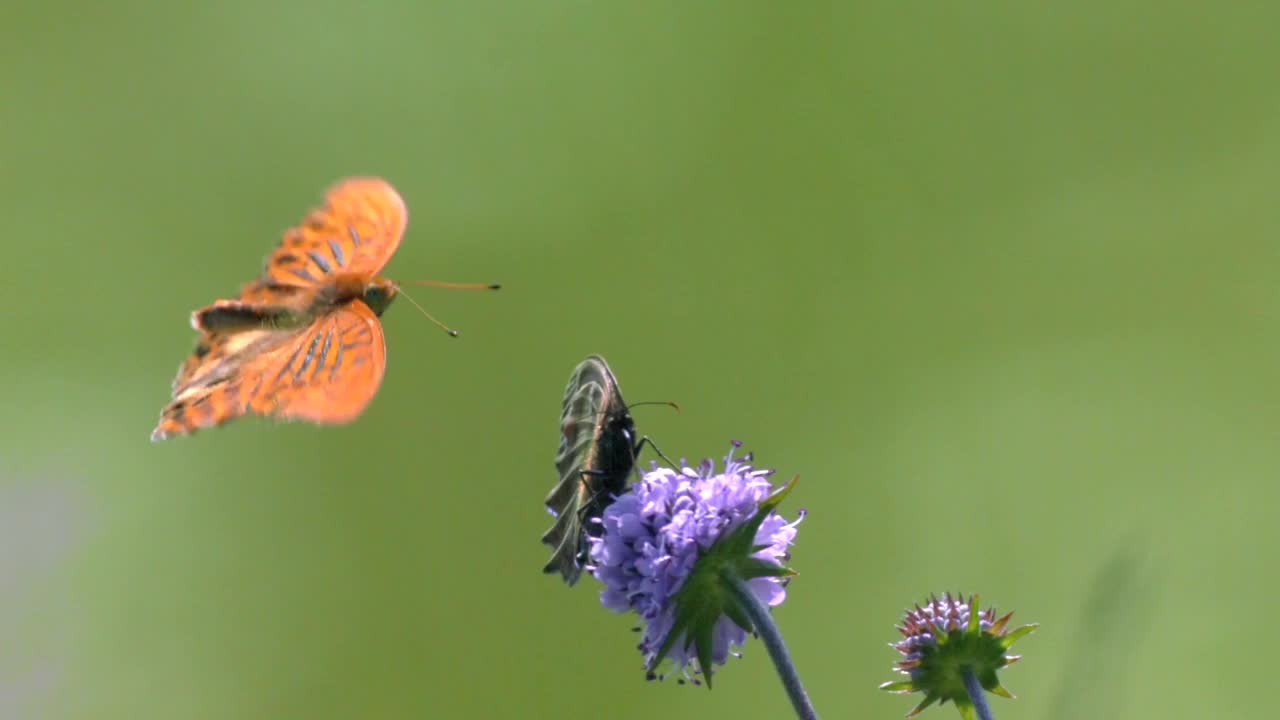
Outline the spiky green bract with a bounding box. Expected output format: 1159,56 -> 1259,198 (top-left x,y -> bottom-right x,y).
650,475 -> 800,689
879,593 -> 1038,719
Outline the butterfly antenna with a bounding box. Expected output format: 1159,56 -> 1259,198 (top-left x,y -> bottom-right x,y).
632,434 -> 679,471
404,280 -> 502,290
624,402 -> 682,470
397,287 -> 460,338
624,400 -> 682,415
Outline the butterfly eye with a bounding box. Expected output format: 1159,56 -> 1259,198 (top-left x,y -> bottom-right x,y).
361,285 -> 394,316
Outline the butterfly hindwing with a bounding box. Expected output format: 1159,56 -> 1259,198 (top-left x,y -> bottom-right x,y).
153,326 -> 295,440
542,355 -> 638,585
250,300 -> 389,424
152,299 -> 388,441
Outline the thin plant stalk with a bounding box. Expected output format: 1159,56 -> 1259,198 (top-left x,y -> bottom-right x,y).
725,574 -> 819,720
962,667 -> 995,720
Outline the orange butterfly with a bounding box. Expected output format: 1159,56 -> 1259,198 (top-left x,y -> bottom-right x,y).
152,177 -> 486,442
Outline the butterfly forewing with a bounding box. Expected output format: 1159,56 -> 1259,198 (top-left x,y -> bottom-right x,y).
258,177 -> 407,289
542,355 -> 639,585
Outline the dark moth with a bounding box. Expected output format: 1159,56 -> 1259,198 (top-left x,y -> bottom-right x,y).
542,355 -> 643,585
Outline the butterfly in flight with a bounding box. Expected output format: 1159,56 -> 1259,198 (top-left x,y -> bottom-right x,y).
541,355 -> 675,585
151,177 -> 496,442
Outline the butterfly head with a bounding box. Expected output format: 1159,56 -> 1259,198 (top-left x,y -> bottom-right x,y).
596,406 -> 639,468
606,408 -> 637,445
360,277 -> 400,317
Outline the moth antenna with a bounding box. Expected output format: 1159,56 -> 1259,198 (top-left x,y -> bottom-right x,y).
403,279 -> 502,290
397,287 -> 460,338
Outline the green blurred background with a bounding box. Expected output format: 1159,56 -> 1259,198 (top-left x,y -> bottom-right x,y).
3,1 -> 1277,718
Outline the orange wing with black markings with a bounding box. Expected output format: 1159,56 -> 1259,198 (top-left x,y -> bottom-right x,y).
245,301 -> 387,424
257,176 -> 407,290
151,302 -> 386,441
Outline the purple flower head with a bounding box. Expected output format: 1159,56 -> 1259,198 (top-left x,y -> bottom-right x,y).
880,593 -> 1038,718
588,441 -> 803,683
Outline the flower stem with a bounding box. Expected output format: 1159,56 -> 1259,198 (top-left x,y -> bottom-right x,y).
962,667 -> 995,720
725,574 -> 819,720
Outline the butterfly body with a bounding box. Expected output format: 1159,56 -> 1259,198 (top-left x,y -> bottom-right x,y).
194,275 -> 399,331
542,355 -> 641,585
152,178 -> 408,442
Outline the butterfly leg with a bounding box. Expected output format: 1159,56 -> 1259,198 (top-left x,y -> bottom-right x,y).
577,470 -> 614,512
575,469 -> 622,539
633,436 -> 679,470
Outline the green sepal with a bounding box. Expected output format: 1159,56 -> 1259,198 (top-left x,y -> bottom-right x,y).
987,681 -> 1015,699
999,623 -> 1039,648
722,596 -> 753,634
906,693 -> 940,717
966,596 -> 982,632
879,679 -> 917,693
